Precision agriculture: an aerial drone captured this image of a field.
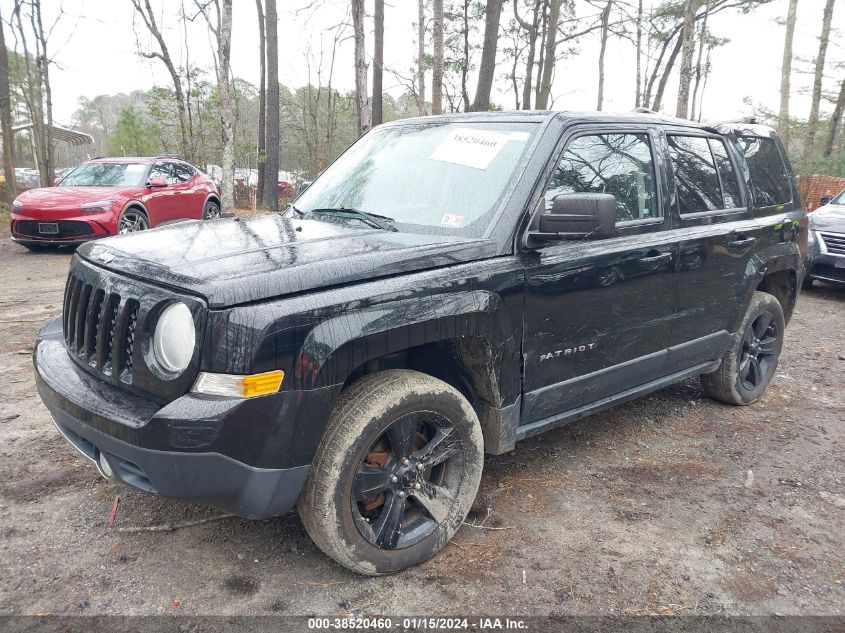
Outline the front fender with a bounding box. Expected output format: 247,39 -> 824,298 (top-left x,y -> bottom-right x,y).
294,290 -> 509,390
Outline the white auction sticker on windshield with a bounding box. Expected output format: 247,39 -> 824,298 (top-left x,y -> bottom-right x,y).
440,213 -> 464,227
429,127 -> 510,170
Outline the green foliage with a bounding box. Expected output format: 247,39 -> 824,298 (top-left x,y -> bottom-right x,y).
107,107 -> 157,156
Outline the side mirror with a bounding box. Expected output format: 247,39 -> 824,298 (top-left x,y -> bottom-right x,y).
147,178 -> 168,188
820,195 -> 832,206
532,193 -> 616,243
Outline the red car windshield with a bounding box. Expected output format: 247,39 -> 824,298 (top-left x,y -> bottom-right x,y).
60,162 -> 148,187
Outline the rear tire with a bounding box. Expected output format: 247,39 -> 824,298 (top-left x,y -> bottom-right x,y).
701,291 -> 785,405
802,277 -> 813,290
297,369 -> 484,575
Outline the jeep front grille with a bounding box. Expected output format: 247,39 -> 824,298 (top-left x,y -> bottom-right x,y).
63,275 -> 140,383
819,232 -> 845,256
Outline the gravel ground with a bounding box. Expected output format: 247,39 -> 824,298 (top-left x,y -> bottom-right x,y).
0,222 -> 843,618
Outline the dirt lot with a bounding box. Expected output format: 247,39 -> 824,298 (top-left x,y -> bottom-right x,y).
0,219 -> 843,618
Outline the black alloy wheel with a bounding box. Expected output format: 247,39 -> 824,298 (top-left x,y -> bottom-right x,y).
738,311 -> 778,392
352,410 -> 464,550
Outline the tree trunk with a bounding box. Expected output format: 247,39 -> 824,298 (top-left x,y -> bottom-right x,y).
534,1 -> 548,108
652,33 -> 683,112
518,1 -> 541,111
255,0 -> 266,206
432,0 -> 444,115
417,0 -> 426,115
777,0 -> 798,145
262,0 -> 280,211
12,3 -> 46,186
689,1 -> 709,121
823,75 -> 845,157
461,0 -> 470,112
471,0 -> 504,112
216,0 -> 235,211
0,4 -> 16,204
802,0 -> 835,160
32,0 -> 54,184
131,0 -> 190,163
675,0 -> 698,119
634,0 -> 643,108
536,0 -> 563,110
352,0 -> 370,134
597,0 -> 613,111
372,0 -> 384,125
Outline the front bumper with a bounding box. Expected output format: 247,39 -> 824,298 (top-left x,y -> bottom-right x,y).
10,212 -> 112,244
806,233 -> 845,285
33,319 -> 310,519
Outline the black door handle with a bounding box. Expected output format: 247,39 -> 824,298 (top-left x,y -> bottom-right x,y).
728,236 -> 757,248
638,252 -> 672,265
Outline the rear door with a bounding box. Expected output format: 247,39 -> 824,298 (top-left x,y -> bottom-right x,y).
662,130 -> 752,362
521,126 -> 679,424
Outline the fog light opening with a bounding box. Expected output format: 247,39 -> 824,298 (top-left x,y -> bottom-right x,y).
97,451 -> 114,479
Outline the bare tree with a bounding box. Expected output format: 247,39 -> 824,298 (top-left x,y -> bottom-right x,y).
824,74 -> 845,158
802,0 -> 835,160
513,0 -> 541,110
417,0 -> 426,115
0,5 -> 16,203
255,0 -> 266,202
777,0 -> 798,144
195,0 -> 235,210
471,0 -> 504,111
596,0 -> 613,110
675,0 -> 699,118
432,0 -> 444,114
351,0 -> 370,135
372,0 -> 384,125
131,0 -> 191,161
261,0 -> 279,211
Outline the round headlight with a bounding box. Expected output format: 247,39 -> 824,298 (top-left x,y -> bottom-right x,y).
153,302 -> 195,374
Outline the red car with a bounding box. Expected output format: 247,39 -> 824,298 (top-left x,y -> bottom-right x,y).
10,157 -> 220,251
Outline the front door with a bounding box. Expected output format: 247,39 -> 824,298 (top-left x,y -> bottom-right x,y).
522,128 -> 678,424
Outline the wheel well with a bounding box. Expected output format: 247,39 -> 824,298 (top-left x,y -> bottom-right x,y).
206,195 -> 220,208
341,337 -> 503,425
757,269 -> 797,324
122,203 -> 148,219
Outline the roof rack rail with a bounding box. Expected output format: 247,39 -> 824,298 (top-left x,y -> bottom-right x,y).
713,116 -> 758,125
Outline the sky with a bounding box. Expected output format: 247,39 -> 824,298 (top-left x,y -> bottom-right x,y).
2,0 -> 843,126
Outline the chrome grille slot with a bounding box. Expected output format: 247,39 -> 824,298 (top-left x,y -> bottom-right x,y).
819,232 -> 845,255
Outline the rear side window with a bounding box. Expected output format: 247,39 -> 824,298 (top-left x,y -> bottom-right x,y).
738,136 -> 791,206
172,162 -> 195,182
546,132 -> 658,223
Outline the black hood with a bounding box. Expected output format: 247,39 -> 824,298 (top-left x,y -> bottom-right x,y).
77,215 -> 497,308
810,203 -> 845,233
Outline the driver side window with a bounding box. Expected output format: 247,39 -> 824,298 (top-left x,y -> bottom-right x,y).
544,132 -> 658,224
149,163 -> 173,183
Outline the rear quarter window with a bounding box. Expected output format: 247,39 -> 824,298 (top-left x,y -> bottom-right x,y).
738,136 -> 791,206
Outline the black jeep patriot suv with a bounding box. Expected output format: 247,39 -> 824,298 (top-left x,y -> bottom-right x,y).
34,111 -> 806,574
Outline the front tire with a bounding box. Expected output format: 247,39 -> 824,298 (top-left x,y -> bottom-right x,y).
202,199 -> 221,220
298,370 -> 484,575
118,209 -> 149,234
701,291 -> 785,405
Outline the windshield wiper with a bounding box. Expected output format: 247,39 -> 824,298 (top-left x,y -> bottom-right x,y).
307,207 -> 398,232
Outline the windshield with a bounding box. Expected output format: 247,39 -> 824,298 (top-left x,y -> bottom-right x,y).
295,121 -> 538,236
60,162 -> 148,187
